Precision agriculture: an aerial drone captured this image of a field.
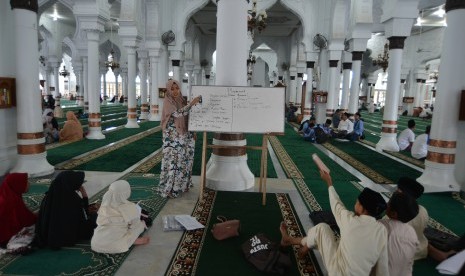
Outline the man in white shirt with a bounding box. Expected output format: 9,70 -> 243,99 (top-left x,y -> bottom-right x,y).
334,112 -> 354,139
280,170 -> 389,276
398,119 -> 416,151
411,125 -> 430,160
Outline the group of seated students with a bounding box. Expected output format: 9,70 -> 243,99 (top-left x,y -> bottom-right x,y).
299,109 -> 365,143
397,119 -> 431,160
42,105 -> 85,144
280,170 -> 465,275
0,171 -> 150,254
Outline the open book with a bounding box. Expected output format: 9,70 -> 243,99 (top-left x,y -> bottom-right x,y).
312,153 -> 330,174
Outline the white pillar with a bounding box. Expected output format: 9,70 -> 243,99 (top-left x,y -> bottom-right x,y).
326,60 -> 339,120
125,47 -> 139,128
303,61 -> 315,121
295,71 -> 304,112
101,67 -> 108,105
149,55 -> 160,121
86,30 -> 105,139
52,63 -> 60,98
44,66 -> 51,96
11,2 -> 54,177
341,62 -> 351,111
113,68 -> 120,102
289,69 -> 297,106
418,1 -> 464,193
348,51 -> 363,114
120,66 -> 128,106
75,62 -> 84,106
376,37 -> 406,152
207,0 -> 254,191
138,54 -> 148,120
83,57 -> 89,113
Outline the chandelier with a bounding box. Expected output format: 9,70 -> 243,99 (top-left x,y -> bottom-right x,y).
105,19 -> 120,71
373,42 -> 389,72
59,66 -> 69,77
247,0 -> 267,38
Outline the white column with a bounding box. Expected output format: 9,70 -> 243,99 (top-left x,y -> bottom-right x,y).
376,37 -> 406,152
149,55 -> 160,121
341,62 -> 351,111
303,60 -> 315,121
207,0 -> 254,191
75,62 -> 84,106
125,47 -> 139,128
113,68 -> 120,102
101,67 -> 108,105
44,66 -> 51,96
11,2 -> 54,177
86,30 -> 105,139
120,66 -> 128,106
295,71 -> 304,112
83,57 -> 89,113
418,1 -> 464,193
52,63 -> 60,98
288,69 -> 297,106
326,60 -> 339,120
138,54 -> 148,120
348,51 -> 363,114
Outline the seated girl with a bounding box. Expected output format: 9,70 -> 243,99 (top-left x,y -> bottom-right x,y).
91,180 -> 149,254
59,111 -> 84,142
35,171 -> 96,249
0,173 -> 37,247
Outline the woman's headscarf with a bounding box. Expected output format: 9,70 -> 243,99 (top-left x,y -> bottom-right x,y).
161,79 -> 189,134
0,173 -> 36,245
99,180 -> 138,223
35,170 -> 87,248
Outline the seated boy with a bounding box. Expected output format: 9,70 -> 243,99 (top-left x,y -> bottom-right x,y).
379,192 -> 419,275
280,170 -> 389,275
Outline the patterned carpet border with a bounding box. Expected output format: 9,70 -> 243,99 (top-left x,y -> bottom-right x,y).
359,140 -> 426,169
165,190 -> 321,276
56,126 -> 161,170
268,136 -> 304,179
321,143 -> 393,184
131,151 -> 163,173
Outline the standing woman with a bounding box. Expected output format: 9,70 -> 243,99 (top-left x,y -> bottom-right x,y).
158,79 -> 201,198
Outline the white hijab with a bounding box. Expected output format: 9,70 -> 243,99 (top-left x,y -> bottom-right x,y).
100,180 -> 138,222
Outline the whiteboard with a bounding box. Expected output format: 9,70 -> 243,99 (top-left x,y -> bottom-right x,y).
188,85 -> 285,134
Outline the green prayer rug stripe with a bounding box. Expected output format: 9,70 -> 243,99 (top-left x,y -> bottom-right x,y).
165,190 -> 322,276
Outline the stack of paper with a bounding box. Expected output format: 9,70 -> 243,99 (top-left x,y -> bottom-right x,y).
436,250 -> 465,275
174,215 -> 205,231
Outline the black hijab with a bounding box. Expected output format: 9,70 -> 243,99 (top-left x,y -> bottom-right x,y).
36,171 -> 90,249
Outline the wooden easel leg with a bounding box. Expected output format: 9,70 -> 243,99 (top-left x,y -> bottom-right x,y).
262,135 -> 268,206
200,131 -> 207,200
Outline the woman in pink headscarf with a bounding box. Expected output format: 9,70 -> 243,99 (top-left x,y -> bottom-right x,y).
158,79 -> 201,198
59,111 -> 84,142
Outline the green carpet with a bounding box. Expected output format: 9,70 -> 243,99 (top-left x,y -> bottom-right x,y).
1,173 -> 167,276
71,131 -> 163,172
327,140 -> 422,183
165,190 -> 322,275
47,121 -> 159,165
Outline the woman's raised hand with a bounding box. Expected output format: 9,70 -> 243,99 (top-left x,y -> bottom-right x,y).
190,96 -> 202,107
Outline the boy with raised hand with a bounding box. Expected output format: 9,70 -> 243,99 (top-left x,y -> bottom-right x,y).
379,192 -> 419,275
280,170 -> 389,276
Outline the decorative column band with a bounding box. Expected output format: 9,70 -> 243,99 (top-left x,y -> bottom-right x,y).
89,113 -> 101,119
421,80 -> 426,83
205,75 -> 210,79
352,52 -> 363,61
84,101 -> 89,105
89,121 -> 101,127
278,76 -> 283,80
303,108 -> 311,115
429,139 -> 457,148
382,120 -> 397,125
426,152 -> 455,164
416,79 -> 423,83
297,73 -> 303,78
212,133 -> 246,156
381,127 -> 398,133
401,79 -> 406,83
172,60 -> 180,67
329,60 -> 338,67
128,108 -> 137,112
183,79 -> 188,83
17,132 -> 44,139
342,63 -> 352,70
306,61 -> 315,68
388,36 -> 407,49
446,0 -> 465,12
326,109 -> 334,117
17,144 -> 45,155
141,104 -> 149,111
10,0 -> 38,12
128,114 -> 137,119
290,76 -> 295,80
151,104 -> 159,110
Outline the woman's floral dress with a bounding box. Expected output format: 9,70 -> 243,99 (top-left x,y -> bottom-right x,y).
157,105 -> 195,198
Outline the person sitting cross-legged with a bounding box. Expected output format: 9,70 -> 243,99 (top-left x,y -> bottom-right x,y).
280,170 -> 389,276
411,125 -> 430,160
348,112 -> 364,141
333,112 -> 353,139
379,192 -> 419,276
398,119 -> 416,151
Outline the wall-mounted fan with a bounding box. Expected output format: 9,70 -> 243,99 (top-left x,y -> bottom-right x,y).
161,30 -> 175,45
313,34 -> 328,51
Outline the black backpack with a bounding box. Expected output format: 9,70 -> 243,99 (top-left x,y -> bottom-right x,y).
315,126 -> 329,144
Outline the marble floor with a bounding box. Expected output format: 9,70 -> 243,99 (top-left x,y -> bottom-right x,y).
76,133 -> 407,276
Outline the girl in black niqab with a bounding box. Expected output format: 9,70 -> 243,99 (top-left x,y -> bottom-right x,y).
35,171 -> 96,249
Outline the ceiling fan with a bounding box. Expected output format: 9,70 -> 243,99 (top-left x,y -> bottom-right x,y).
415,10 -> 432,54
